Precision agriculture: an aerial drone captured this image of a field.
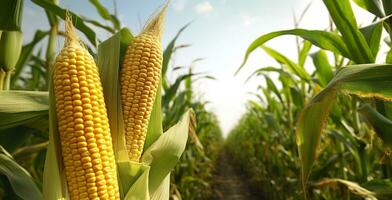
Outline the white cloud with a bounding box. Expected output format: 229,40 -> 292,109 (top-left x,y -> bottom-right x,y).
173,0 -> 187,11
194,1 -> 213,14
241,15 -> 255,27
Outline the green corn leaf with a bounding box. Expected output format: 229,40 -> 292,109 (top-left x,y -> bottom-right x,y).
359,18 -> 384,57
383,0 -> 392,15
311,50 -> 334,87
162,74 -> 194,108
296,85 -> 337,186
290,86 -> 304,108
162,23 -> 190,77
323,0 -> 374,63
89,0 -> 111,19
311,152 -> 350,180
246,66 -> 285,82
83,17 -> 116,33
263,75 -> 283,103
279,72 -> 293,89
261,45 -> 311,81
89,0 -> 121,30
0,0 -> 23,31
0,145 -> 42,200
362,179 -> 392,199
31,0 -> 98,46
0,91 -> 48,113
162,24 -> 190,90
334,64 -> 392,99
236,29 -> 350,74
298,40 -> 312,67
43,0 -> 59,27
353,0 -> 384,17
297,63 -> 392,190
360,104 -> 392,148
0,91 -> 48,129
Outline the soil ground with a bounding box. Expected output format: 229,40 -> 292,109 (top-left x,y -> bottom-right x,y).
209,150 -> 264,200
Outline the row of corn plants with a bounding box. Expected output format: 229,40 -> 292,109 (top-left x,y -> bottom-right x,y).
228,0 -> 392,199
156,23 -> 223,199
0,0 -> 222,199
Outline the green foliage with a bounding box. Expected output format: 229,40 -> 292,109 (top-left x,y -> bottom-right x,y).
230,1 -> 392,199
0,0 -> 24,31
159,25 -> 223,199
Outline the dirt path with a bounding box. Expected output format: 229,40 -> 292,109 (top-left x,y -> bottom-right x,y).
210,150 -> 264,200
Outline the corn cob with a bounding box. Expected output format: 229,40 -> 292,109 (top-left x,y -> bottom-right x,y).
0,31 -> 23,90
121,7 -> 166,161
53,18 -> 119,200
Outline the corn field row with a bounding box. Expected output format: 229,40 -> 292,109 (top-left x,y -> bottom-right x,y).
228,0 -> 392,199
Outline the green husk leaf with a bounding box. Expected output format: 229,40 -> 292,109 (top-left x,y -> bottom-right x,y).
0,31 -> 23,72
145,79 -> 163,151
118,161 -> 150,200
142,109 -> 194,196
42,69 -> 68,200
97,28 -> 133,163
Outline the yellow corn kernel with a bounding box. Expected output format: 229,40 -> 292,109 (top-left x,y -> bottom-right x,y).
53,18 -> 119,200
120,6 -> 166,162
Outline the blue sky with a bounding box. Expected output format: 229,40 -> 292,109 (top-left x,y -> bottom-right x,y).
23,0 -> 373,135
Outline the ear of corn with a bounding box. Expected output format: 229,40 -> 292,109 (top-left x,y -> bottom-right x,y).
121,6 -> 166,162
0,31 -> 23,90
0,31 -> 23,72
53,17 -> 120,200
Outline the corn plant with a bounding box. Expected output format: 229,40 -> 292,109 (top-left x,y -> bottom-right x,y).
231,0 -> 392,199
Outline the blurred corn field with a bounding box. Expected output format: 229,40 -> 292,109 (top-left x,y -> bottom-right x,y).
5,0 -> 392,200
229,0 -> 392,199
